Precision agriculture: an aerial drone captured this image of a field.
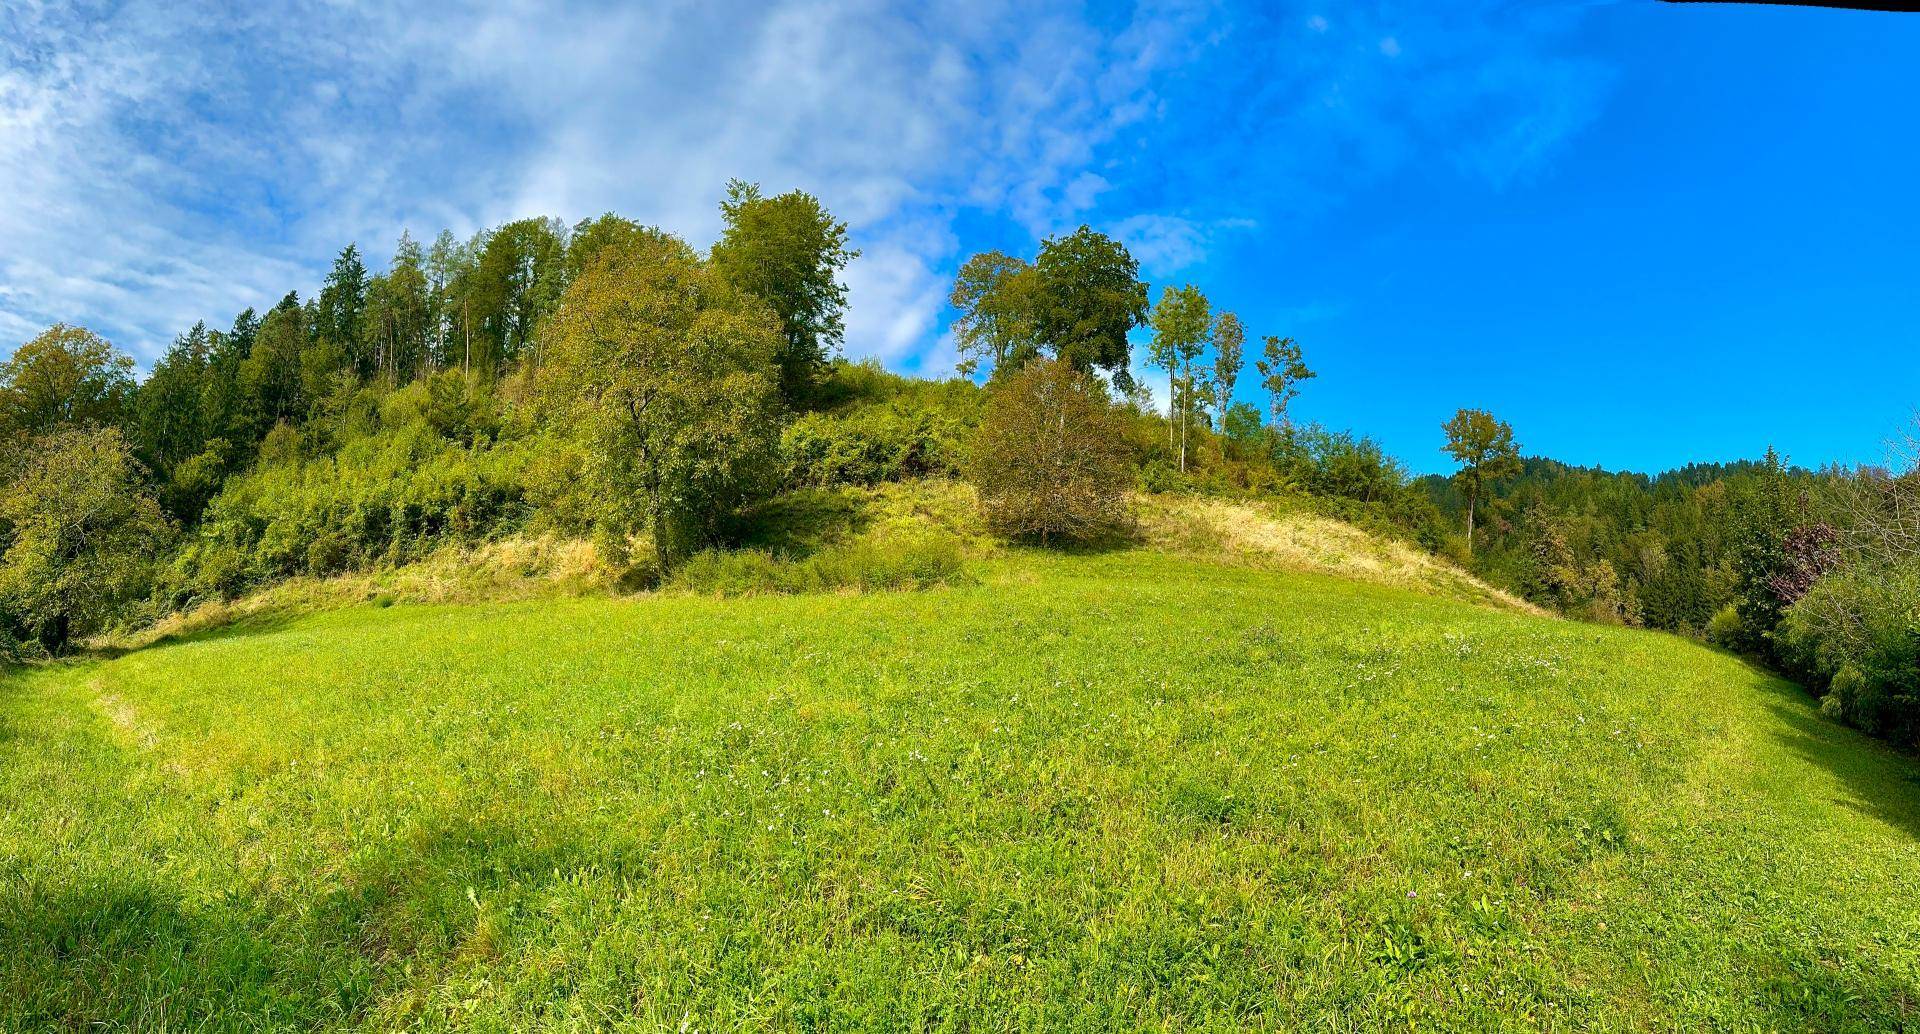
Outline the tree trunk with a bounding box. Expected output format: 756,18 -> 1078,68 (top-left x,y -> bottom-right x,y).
1466,493 -> 1476,557
1167,369 -> 1177,459
1167,366 -> 1182,475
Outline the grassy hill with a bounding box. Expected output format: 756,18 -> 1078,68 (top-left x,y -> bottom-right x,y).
4,515 -> 1919,1029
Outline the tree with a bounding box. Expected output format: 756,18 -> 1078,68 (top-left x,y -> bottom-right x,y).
949,250 -> 1043,378
710,180 -> 856,406
542,233 -> 784,572
0,324 -> 136,437
1254,335 -> 1314,430
426,229 -> 476,373
132,321 -> 213,479
362,232 -> 431,380
1220,401 -> 1266,460
1212,311 -> 1244,433
1441,408 -> 1521,557
1029,226 -> 1148,389
948,228 -> 1146,389
470,217 -> 570,375
318,243 -> 369,374
1148,285 -> 1210,472
0,427 -> 170,653
568,214 -> 673,283
240,293 -> 309,427
199,309 -> 256,445
1725,447 -> 1830,657
970,358 -> 1133,545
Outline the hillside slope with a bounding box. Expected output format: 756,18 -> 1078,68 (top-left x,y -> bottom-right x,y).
115,482 -> 1531,652
6,549 -> 1918,1030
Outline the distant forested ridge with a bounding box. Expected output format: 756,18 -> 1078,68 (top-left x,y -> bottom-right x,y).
1418,455 -> 1791,631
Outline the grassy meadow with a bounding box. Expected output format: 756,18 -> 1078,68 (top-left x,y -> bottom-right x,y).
5,546 -> 1919,1030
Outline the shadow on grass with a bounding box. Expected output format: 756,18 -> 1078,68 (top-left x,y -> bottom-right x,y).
1753,673 -> 1920,843
728,487 -> 875,559
0,880 -> 358,1031
1751,944 -> 1918,1031
0,816 -> 595,1031
89,606 -> 315,659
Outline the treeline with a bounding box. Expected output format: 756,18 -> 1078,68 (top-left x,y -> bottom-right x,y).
11,177 -> 1905,754
0,179 -> 1445,661
0,182 -> 856,655
1423,440 -> 1920,751
1421,454 -> 1783,629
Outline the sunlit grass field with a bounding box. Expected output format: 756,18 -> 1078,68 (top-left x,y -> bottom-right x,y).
4,550 -> 1918,1030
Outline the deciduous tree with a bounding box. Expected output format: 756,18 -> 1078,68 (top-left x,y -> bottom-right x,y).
710,180 -> 856,406
542,234 -> 785,572
0,324 -> 136,437
1254,335 -> 1313,430
1212,311 -> 1244,433
0,427 -> 170,653
949,251 -> 1042,378
1148,285 -> 1210,472
1441,407 -> 1521,557
1029,226 -> 1148,390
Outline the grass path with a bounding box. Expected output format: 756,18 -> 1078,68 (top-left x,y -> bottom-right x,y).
3,552 -> 1917,1030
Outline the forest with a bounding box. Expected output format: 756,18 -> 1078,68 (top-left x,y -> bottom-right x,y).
0,181 -> 1915,753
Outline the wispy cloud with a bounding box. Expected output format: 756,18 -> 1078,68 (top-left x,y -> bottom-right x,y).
0,0 -> 1613,368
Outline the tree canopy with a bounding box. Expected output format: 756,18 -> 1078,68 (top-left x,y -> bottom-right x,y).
948,226 -> 1147,389
710,180 -> 856,406
0,323 -> 136,438
0,427 -> 170,652
542,232 -> 785,572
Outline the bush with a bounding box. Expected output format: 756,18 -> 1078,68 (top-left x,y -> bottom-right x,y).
782,407 -> 965,488
670,531 -> 966,597
1705,604 -> 1744,649
1779,567 -> 1920,747
971,359 -> 1133,545
170,425 -> 529,603
0,622 -> 31,667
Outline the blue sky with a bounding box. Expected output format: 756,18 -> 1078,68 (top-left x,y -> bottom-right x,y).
2,1 -> 1915,475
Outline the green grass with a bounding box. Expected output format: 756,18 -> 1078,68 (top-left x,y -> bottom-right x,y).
4,550 -> 1919,1030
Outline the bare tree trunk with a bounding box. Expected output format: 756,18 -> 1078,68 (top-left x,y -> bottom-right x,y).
1466,493 -> 1476,557
1167,369 -> 1177,460
1167,366 -> 1182,475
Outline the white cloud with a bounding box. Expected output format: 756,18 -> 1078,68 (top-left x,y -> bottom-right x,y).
0,0 -> 1613,369
1108,214 -> 1260,277
842,240 -> 951,370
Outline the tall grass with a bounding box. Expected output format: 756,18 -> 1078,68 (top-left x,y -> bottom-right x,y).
670,530 -> 968,597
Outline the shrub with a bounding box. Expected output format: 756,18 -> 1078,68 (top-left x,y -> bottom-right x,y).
1705,604 -> 1743,649
0,621 -> 30,667
970,359 -> 1133,545
171,427 -> 529,603
782,407 -> 965,488
1779,567 -> 1920,747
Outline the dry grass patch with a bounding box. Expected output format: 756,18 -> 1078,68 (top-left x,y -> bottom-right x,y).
1138,494 -> 1542,614
96,534 -> 617,653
